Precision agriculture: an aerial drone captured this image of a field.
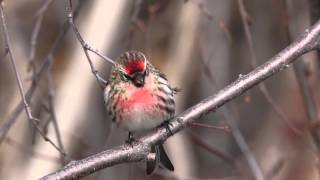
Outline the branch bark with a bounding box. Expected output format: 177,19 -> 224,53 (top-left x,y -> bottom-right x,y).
40,19 -> 320,179
286,0 -> 320,146
237,0 -> 300,135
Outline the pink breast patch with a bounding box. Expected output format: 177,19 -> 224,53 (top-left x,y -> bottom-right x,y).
119,87 -> 155,111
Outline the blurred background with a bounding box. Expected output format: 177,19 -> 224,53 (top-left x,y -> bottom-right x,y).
0,0 -> 320,179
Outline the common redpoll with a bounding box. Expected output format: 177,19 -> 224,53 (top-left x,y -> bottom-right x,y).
104,50 -> 175,174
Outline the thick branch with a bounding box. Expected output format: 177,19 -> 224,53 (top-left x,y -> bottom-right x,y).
41,19 -> 320,180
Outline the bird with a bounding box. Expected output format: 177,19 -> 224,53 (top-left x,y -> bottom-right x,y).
104,50 -> 175,175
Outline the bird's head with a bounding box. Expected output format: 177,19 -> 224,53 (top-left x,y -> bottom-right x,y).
117,51 -> 148,87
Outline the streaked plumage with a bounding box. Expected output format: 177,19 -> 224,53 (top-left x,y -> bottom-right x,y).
104,50 -> 175,174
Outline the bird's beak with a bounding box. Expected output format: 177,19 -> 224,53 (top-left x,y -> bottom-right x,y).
133,73 -> 145,87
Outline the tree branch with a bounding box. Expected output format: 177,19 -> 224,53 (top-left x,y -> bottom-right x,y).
237,0 -> 301,135
0,2 -> 81,146
285,0 -> 320,146
47,55 -> 67,163
28,0 -> 54,73
198,30 -> 264,180
41,17 -> 320,180
66,0 -> 118,88
0,2 -> 66,156
189,132 -> 233,164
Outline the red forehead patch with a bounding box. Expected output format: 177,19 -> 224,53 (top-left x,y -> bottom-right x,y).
124,59 -> 145,75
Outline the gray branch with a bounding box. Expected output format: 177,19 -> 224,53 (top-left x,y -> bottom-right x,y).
40,20 -> 320,180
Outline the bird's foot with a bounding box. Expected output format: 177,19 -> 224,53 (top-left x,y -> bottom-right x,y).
161,120 -> 174,136
125,132 -> 138,147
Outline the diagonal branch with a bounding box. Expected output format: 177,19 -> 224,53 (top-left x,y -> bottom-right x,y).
236,0 -> 301,135
0,2 -> 81,146
66,0 -> 119,88
28,0 -> 67,164
47,55 -> 67,163
28,0 -> 54,72
198,35 -> 264,180
285,0 -> 320,146
189,132 -> 233,164
41,17 -> 320,180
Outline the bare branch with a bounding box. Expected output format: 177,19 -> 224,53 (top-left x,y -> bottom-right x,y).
27,0 -> 67,163
0,83 -> 36,143
199,32 -> 264,180
47,55 -> 67,163
67,0 -> 120,88
41,16 -> 320,180
0,2 -> 67,157
189,132 -> 234,164
4,137 -> 60,163
188,122 -> 230,133
28,0 -> 54,72
0,2 -> 81,146
221,109 -> 265,180
285,0 -> 320,146
237,0 -> 302,135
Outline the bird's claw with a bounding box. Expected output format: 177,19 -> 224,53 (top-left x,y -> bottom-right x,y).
126,132 -> 138,147
162,120 -> 174,136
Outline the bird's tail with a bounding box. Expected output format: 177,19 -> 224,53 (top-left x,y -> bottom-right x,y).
146,144 -> 174,175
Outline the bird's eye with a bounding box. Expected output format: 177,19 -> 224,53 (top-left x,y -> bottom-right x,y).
118,70 -> 132,82
123,73 -> 133,81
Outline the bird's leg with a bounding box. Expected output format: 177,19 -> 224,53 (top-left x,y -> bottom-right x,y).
161,120 -> 174,136
125,131 -> 137,146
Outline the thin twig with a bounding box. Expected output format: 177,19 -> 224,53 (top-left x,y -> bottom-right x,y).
0,82 -> 36,144
67,0 -> 119,88
188,122 -> 230,133
221,110 -> 265,180
41,17 -> 320,180
189,132 -> 233,164
0,3 -> 81,146
28,0 -> 67,163
237,0 -> 302,135
28,0 -> 54,72
198,35 -> 264,180
47,54 -> 67,163
4,137 -> 60,163
0,3 -> 67,157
